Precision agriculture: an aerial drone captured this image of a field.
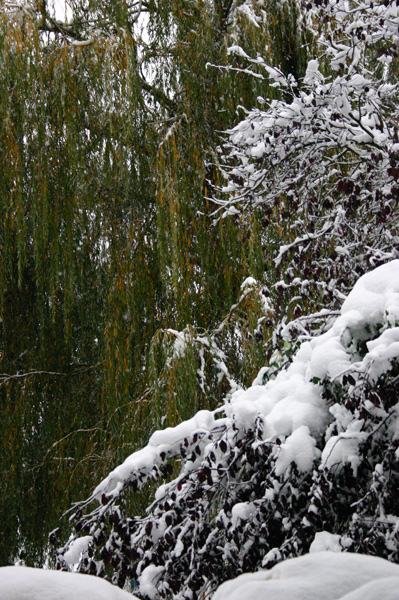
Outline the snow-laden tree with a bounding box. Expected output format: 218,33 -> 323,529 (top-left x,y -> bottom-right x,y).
213,0 -> 399,344
58,1 -> 399,597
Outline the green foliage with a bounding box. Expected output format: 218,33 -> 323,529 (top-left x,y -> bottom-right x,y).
0,0 -> 307,565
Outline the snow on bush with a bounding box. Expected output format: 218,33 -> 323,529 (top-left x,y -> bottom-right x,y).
217,0 -> 399,320
212,552 -> 399,600
59,260 -> 399,599
0,565 -> 136,600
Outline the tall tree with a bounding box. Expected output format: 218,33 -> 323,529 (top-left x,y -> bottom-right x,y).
0,0 -> 304,564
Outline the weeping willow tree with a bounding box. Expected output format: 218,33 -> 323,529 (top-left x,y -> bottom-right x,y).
0,0 -> 306,565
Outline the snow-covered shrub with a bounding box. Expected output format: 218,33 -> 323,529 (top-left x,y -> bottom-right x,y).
59,260 -> 399,598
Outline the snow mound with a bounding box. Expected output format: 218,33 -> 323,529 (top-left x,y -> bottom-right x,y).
0,566 -> 136,600
212,552 -> 399,600
341,260 -> 399,327
309,531 -> 352,554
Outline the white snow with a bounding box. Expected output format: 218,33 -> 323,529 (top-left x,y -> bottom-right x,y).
274,425 -> 319,476
241,277 -> 257,290
227,368 -> 329,442
0,566 -> 136,600
137,565 -> 164,600
63,536 -> 93,566
309,260 -> 399,384
340,260 -> 399,327
339,577 -> 399,600
231,502 -> 256,527
309,531 -> 353,554
364,327 -> 399,381
212,552 -> 399,600
321,424 -> 368,475
304,59 -> 320,85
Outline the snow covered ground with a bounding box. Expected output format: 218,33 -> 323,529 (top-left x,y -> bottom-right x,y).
0,565 -> 137,600
2,551 -> 399,599
213,551 -> 399,600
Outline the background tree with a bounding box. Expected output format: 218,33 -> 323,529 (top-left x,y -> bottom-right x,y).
0,0 -> 306,565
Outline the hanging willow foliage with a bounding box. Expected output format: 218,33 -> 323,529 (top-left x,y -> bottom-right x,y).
0,0 -> 307,565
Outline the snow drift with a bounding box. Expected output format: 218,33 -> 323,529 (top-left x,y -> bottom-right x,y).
0,566 -> 136,600
212,552 -> 399,600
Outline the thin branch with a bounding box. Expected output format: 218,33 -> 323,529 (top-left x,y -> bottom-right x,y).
0,364 -> 101,387
28,427 -> 104,492
214,288 -> 255,334
139,75 -> 178,116
0,370 -> 67,387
